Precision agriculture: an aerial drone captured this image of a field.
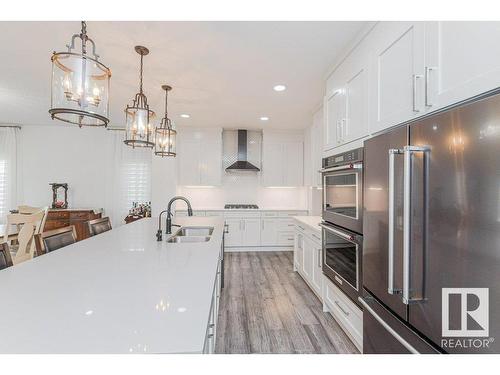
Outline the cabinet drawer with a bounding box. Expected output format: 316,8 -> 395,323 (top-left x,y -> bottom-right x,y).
70,212 -> 90,220
47,211 -> 70,219
324,276 -> 363,350
276,219 -> 295,231
224,211 -> 261,218
277,231 -> 295,246
261,211 -> 278,217
278,211 -> 307,217
44,219 -> 70,231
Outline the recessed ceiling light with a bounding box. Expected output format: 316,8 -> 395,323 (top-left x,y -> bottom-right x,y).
180,114 -> 190,118
273,84 -> 286,92
260,116 -> 269,121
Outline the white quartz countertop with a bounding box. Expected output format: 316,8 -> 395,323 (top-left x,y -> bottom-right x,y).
0,217 -> 224,354
293,216 -> 322,233
176,207 -> 308,211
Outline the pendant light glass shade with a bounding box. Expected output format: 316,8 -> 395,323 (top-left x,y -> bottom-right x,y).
124,46 -> 155,148
49,21 -> 111,127
154,85 -> 177,157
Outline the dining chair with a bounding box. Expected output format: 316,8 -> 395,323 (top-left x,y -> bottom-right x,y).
11,221 -> 37,264
88,217 -> 112,236
3,209 -> 45,246
17,205 -> 43,214
0,242 -> 13,270
34,226 -> 77,255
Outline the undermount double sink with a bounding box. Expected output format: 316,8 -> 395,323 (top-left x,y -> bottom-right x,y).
167,226 -> 214,243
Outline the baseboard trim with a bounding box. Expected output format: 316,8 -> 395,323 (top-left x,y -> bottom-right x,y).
225,246 -> 293,253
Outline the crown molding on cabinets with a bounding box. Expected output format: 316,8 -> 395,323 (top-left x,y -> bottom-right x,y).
323,21 -> 378,85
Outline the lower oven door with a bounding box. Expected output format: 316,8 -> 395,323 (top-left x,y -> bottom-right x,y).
321,222 -> 362,305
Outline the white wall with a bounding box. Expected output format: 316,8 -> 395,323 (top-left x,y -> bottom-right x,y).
178,173 -> 308,209
18,125 -> 177,224
20,126 -> 112,209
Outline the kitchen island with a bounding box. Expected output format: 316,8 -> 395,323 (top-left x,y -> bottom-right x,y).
0,217 -> 224,354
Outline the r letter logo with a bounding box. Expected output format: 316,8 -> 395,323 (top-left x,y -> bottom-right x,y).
442,288 -> 489,337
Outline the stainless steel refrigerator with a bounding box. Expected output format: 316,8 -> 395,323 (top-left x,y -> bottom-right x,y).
361,91 -> 500,354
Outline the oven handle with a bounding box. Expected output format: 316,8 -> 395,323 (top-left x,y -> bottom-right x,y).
319,163 -> 362,173
319,223 -> 354,241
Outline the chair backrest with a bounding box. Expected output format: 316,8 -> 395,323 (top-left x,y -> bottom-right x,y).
17,205 -> 43,214
0,242 -> 13,270
5,210 -> 45,264
35,226 -> 77,255
13,221 -> 37,264
88,217 -> 112,236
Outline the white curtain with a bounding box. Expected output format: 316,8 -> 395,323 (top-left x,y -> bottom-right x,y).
0,127 -> 22,224
105,131 -> 152,227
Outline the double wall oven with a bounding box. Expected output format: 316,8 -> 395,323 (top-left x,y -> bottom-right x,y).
321,147 -> 363,307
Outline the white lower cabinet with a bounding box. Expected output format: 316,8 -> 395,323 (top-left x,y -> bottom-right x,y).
294,222 -> 322,299
323,276 -> 363,352
203,257 -> 222,354
293,219 -> 362,352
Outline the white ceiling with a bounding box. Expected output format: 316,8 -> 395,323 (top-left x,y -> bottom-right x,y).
0,21 -> 365,130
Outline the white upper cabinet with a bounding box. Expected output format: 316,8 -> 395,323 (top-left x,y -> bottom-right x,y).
424,21 -> 500,111
324,37 -> 370,151
262,130 -> 304,187
177,128 -> 222,186
306,107 -> 323,187
369,21 -> 425,133
324,86 -> 345,150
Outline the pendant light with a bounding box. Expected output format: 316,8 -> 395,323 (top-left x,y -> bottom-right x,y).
124,46 -> 155,148
154,85 -> 177,157
49,21 -> 111,127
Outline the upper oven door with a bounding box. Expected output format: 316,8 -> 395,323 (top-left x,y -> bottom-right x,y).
322,164 -> 363,233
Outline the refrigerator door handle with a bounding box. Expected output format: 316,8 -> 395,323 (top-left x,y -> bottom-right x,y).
402,145 -> 430,304
359,297 -> 419,354
388,149 -> 403,295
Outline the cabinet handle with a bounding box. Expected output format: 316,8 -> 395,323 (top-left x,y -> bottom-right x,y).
341,118 -> 346,142
412,74 -> 423,113
334,300 -> 350,316
224,224 -> 229,234
262,220 -> 264,230
424,66 -> 437,107
317,248 -> 322,268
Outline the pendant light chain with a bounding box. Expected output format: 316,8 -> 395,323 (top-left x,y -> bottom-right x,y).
139,53 -> 144,94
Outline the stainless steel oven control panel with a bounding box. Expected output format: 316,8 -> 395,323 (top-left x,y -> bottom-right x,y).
323,147 -> 363,169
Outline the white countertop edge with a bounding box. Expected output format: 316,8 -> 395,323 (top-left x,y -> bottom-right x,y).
292,216 -> 322,234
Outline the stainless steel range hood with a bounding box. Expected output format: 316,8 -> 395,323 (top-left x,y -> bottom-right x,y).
225,130 -> 260,171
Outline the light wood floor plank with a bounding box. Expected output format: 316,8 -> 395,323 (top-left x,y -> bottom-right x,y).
216,251 -> 359,354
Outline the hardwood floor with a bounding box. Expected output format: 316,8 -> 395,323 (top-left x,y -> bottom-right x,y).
215,251 -> 359,354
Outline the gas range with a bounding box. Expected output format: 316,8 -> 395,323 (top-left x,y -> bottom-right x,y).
224,204 -> 259,210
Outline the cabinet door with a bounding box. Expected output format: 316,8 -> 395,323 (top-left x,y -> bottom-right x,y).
294,231 -> 304,271
261,218 -> 277,246
178,140 -> 200,185
370,22 -> 425,133
312,109 -> 323,188
224,219 -> 242,247
311,242 -> 323,294
283,141 -> 303,186
302,236 -> 314,280
200,140 -> 222,186
324,88 -> 345,150
242,219 -> 261,246
262,143 -> 283,186
425,21 -> 500,112
344,67 -> 369,143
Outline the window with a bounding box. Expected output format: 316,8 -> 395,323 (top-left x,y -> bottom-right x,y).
121,160 -> 151,211
0,160 -> 7,221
